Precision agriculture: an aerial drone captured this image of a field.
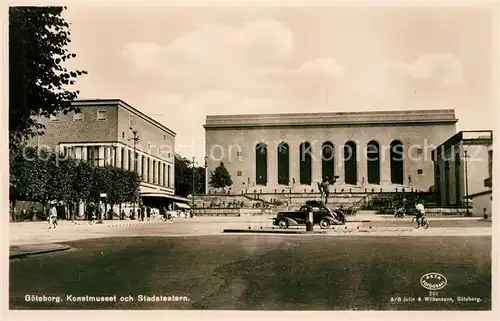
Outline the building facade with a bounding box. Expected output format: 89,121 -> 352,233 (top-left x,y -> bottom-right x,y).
33,99 -> 178,205
431,130 -> 493,215
205,109 -> 458,194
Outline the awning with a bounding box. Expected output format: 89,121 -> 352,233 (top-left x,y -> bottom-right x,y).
175,202 -> 191,209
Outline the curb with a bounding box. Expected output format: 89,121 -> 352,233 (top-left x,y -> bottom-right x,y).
9,245 -> 71,259
104,220 -> 169,228
223,229 -> 328,234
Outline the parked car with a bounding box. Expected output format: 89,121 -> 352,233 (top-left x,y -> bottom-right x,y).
272,200 -> 346,229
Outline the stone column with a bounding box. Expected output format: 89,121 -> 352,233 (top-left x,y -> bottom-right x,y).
123,147 -> 129,171
74,146 -> 81,160
267,142 -> 277,190
158,162 -> 163,186
380,141 -> 391,185
167,164 -> 172,188
107,146 -> 112,165
116,146 -> 122,169
289,142 -> 299,191
82,146 -> 88,162
312,141 -> 322,187
137,153 -> 142,179
336,143 -> 345,185
98,146 -> 105,167
148,158 -> 153,183
112,146 -> 117,167
357,140 -> 367,187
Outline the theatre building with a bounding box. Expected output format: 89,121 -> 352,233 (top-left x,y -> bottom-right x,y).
204,109 -> 458,194
32,99 -> 185,210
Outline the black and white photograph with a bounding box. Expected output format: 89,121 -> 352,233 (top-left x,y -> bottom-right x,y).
3,0 -> 498,319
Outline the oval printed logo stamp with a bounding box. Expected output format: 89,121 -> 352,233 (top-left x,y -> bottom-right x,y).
420,273 -> 448,290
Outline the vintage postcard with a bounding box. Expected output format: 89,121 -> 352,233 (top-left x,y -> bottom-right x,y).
3,0 -> 498,320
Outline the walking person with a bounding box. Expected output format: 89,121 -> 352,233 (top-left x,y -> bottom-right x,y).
48,204 -> 58,229
146,207 -> 151,221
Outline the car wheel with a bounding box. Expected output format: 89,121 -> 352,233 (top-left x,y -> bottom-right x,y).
278,218 -> 289,229
319,219 -> 331,229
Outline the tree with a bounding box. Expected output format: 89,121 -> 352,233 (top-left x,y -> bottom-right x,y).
174,155 -> 205,196
9,146 -> 50,220
209,162 -> 233,191
9,6 -> 87,146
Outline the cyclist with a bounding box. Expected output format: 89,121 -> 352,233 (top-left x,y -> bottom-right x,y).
415,200 -> 425,226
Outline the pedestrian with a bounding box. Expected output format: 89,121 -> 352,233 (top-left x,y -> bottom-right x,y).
48,204 -> 58,229
121,209 -> 125,220
140,206 -> 145,221
146,207 -> 151,221
70,206 -> 76,223
89,205 -> 96,225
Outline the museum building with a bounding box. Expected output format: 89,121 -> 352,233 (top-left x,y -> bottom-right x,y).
204,109 -> 458,194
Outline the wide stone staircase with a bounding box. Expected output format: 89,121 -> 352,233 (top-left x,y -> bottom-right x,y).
192,183 -> 441,217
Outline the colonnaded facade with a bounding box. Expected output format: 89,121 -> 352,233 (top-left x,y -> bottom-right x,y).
204,109 -> 458,194
31,99 -> 182,208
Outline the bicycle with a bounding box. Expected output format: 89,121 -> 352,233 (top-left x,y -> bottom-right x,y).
412,215 -> 429,229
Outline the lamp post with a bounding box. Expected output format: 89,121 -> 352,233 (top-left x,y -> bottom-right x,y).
192,157 -> 196,213
204,156 -> 208,195
129,127 -> 140,216
464,149 -> 471,215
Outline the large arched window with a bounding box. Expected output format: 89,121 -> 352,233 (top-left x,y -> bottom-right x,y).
255,143 -> 268,185
322,142 -> 335,182
344,141 -> 357,185
366,140 -> 380,184
444,160 -> 450,205
390,140 -> 404,184
455,153 -> 461,205
277,142 -> 290,185
299,142 -> 312,185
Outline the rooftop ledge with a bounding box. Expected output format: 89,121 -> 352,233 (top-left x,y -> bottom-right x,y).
204,109 -> 457,128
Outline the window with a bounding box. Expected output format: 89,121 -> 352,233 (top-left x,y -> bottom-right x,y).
49,114 -> 58,121
73,112 -> 84,121
417,169 -> 423,174
237,151 -> 242,157
122,132 -> 125,139
97,110 -> 107,120
164,135 -> 167,140
416,148 -> 423,155
129,114 -> 135,127
237,171 -> 243,176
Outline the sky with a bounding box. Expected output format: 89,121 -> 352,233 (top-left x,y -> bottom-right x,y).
62,2 -> 498,163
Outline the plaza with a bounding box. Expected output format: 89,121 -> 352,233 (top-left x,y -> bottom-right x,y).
9,215 -> 492,310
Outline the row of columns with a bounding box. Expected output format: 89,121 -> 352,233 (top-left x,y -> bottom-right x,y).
262,142 -> 397,186
63,144 -> 172,189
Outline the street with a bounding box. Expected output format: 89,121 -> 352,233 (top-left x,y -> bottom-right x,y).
9,216 -> 492,310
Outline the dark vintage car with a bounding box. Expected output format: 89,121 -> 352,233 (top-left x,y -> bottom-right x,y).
272,200 -> 346,229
